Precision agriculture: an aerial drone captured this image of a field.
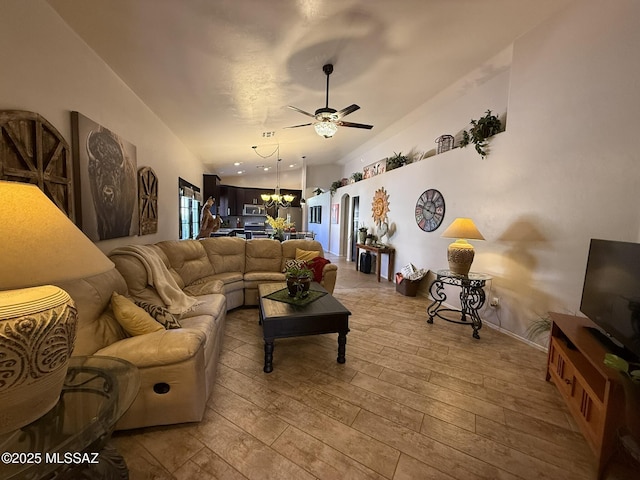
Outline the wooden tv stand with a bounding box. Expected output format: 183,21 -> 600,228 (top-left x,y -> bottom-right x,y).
547,312 -> 626,479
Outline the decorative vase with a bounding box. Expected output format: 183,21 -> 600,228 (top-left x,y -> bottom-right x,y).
286,275 -> 311,298
0,285 -> 77,434
358,231 -> 367,244
272,229 -> 285,242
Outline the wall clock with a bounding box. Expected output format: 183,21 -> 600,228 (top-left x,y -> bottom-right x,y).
415,189 -> 445,232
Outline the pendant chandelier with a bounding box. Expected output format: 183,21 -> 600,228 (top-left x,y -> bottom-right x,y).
252,145 -> 295,208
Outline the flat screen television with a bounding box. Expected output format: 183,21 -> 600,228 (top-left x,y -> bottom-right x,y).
580,239 -> 640,360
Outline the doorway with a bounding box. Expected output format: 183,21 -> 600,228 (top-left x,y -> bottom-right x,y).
350,196 -> 359,262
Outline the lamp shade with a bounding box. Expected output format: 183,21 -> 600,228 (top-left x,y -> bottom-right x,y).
0,181 -> 114,290
441,217 -> 485,240
441,218 -> 484,276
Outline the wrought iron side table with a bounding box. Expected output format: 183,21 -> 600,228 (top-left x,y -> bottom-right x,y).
1,355 -> 140,480
426,269 -> 492,339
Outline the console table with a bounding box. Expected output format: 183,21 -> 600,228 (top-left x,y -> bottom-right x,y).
426,269 -> 491,339
547,312 -> 629,479
1,356 -> 140,480
355,243 -> 395,282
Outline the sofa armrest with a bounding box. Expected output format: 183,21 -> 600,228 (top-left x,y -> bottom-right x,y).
322,263 -> 338,294
95,328 -> 205,368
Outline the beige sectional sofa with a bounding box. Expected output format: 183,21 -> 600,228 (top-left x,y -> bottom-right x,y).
110,238 -> 336,310
56,238 -> 335,431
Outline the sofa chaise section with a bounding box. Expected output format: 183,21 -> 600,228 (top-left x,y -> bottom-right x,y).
55,267 -> 226,430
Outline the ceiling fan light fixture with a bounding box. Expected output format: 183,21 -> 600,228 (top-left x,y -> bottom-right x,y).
314,121 -> 338,138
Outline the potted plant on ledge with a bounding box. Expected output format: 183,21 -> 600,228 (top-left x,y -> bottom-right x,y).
459,109 -> 502,158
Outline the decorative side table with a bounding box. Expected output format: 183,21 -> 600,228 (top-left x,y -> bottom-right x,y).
0,356 -> 140,480
426,269 -> 491,339
355,243 -> 395,282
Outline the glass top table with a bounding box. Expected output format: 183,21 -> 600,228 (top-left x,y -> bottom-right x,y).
0,355 -> 140,480
426,270 -> 492,339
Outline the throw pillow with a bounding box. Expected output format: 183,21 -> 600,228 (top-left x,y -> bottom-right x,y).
295,248 -> 320,262
282,258 -> 308,273
111,292 -> 164,336
308,257 -> 331,283
134,300 -> 182,329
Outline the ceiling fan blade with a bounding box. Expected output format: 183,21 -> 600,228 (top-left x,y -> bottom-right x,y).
284,122 -> 313,129
337,104 -> 360,118
287,105 -> 316,119
338,120 -> 373,130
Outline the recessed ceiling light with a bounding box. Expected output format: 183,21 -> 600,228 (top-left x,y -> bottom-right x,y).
234,162 -> 241,166
237,170 -> 243,175
289,164 -> 295,168
263,167 -> 269,171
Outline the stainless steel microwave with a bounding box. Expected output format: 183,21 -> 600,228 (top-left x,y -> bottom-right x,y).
243,204 -> 266,216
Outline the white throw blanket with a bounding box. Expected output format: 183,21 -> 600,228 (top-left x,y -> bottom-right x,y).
110,244 -> 199,315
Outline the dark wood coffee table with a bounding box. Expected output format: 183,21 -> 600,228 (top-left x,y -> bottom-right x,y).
258,282 -> 351,373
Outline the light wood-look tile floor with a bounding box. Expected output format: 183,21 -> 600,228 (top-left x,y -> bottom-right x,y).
113,255 -> 637,479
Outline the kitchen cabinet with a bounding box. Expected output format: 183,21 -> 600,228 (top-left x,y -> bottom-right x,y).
219,185 -> 302,216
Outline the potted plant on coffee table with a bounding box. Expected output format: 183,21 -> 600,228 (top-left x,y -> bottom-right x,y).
285,262 -> 313,298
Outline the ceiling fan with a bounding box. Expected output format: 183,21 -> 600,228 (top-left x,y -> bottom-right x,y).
285,63 -> 373,138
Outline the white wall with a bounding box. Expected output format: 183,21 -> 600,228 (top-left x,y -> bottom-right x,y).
0,0 -> 204,253
305,191 -> 331,252
335,0 -> 640,345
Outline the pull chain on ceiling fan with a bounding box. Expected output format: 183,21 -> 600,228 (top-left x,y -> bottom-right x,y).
285,64 -> 374,138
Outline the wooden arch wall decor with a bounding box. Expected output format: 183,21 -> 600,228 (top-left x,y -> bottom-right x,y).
0,110 -> 75,221
138,166 -> 158,235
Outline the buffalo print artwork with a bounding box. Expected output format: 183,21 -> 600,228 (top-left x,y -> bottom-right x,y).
72,112 -> 138,241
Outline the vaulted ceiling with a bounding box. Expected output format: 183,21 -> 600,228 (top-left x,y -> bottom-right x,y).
47,0 -> 570,177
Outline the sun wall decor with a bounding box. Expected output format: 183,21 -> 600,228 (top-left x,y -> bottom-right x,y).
371,187 -> 390,226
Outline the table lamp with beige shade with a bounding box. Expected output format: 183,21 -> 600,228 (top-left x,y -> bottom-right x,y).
0,181 -> 114,435
441,217 -> 485,276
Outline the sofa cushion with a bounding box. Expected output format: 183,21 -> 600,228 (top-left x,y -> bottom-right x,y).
183,277 -> 225,296
134,300 -> 182,329
282,258 -> 308,273
55,268 -> 129,356
243,271 -> 286,289
245,238 -> 282,272
111,292 -> 164,336
296,248 -> 320,262
156,240 -> 214,287
200,237 -> 246,274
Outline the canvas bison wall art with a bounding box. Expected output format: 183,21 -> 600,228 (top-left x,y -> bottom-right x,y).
72,112 -> 138,241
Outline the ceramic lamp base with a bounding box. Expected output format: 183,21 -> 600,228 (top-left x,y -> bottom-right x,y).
447,239 -> 475,276
0,285 -> 77,434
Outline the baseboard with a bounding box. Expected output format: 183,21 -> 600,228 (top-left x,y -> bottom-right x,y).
436,301 -> 548,353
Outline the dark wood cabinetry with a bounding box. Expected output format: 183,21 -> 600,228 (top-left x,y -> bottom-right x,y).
547,312 -> 626,479
202,174 -> 221,203
218,184 -> 302,216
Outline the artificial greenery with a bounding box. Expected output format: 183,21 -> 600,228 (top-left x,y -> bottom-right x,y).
351,171 -> 363,182
525,315 -> 551,340
604,354 -> 640,384
330,180 -> 342,196
386,151 -> 410,171
313,187 -> 323,196
459,109 -> 502,158
285,262 -> 313,279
